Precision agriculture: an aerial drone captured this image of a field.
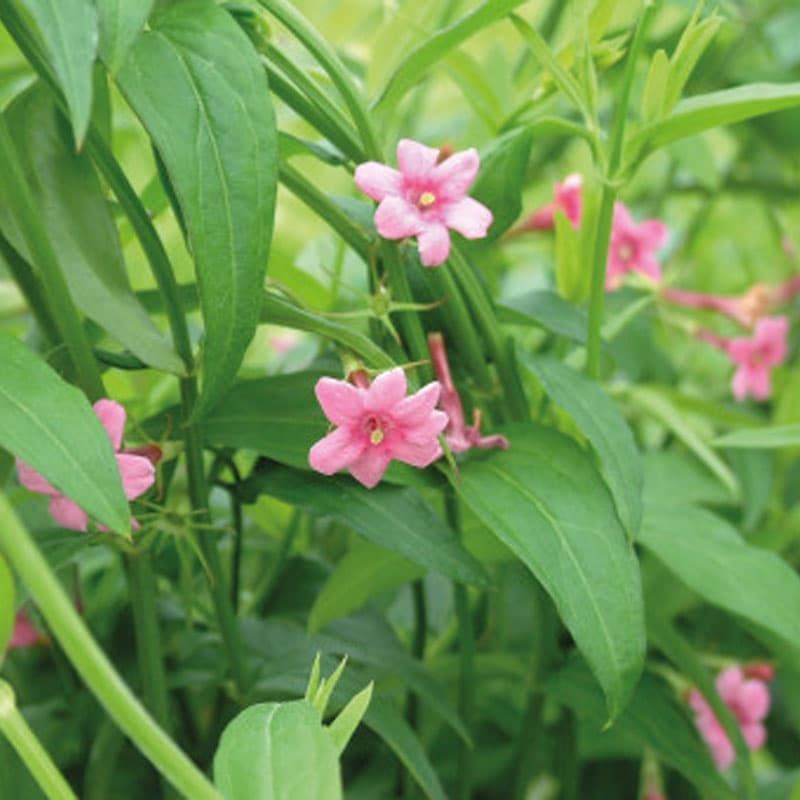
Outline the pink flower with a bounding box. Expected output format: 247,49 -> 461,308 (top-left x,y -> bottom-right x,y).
16,399 -> 156,532
428,333 -> 508,453
8,610 -> 43,650
726,316 -> 789,401
309,368 -> 448,488
606,202 -> 668,291
689,666 -> 771,770
354,139 -> 493,267
520,173 -> 583,232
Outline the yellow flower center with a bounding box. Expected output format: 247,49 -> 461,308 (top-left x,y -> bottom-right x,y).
618,243 -> 634,262
370,428 -> 384,445
419,191 -> 436,208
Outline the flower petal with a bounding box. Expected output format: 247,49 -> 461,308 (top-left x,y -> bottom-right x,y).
366,368 -> 407,412
315,377 -> 365,426
115,453 -> 155,501
10,611 -> 40,649
94,399 -> 126,452
432,148 -> 480,199
400,409 -> 449,446
396,139 -> 440,182
737,680 -> 770,723
16,459 -> 57,496
417,223 -> 451,267
309,427 -> 366,476
443,197 -> 493,239
716,667 -> 743,702
49,495 -> 88,532
374,196 -> 424,239
639,219 -> 668,250
732,366 -> 754,401
389,436 -> 443,469
354,162 -> 403,202
612,201 -> 634,231
741,722 -> 767,751
635,255 -> 663,283
393,382 -> 441,426
348,448 -> 393,488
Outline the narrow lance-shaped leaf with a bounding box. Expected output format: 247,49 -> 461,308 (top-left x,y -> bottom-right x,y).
0,334 -> 130,534
522,355 -> 643,538
16,0 -> 97,145
454,424 -> 645,719
714,424 -> 800,450
0,84 -> 184,375
95,0 -> 155,74
116,0 -> 278,418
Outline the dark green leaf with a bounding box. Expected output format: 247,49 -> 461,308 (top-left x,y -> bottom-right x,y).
639,503 -> 800,655
0,84 -> 183,374
549,658 -> 735,799
454,424 -> 645,719
245,464 -> 488,587
0,334 -> 130,534
498,289 -> 588,343
96,0 -> 154,74
522,355 -> 643,538
17,0 -> 97,145
117,0 -> 278,417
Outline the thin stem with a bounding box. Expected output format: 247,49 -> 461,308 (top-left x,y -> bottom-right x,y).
0,115 -> 104,400
0,681 -> 78,800
179,379 -> 250,696
256,0 -> 383,159
585,2 -> 657,378
125,552 -> 171,733
0,494 -> 220,800
446,491 -> 474,800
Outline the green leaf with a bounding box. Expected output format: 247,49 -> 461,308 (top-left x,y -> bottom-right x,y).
624,386 -> 739,498
629,82 -> 800,161
0,84 -> 183,375
213,700 -> 342,800
714,424 -> 800,449
454,424 -> 645,719
498,290 -> 588,343
642,48 -> 669,122
548,658 -> 735,799
554,208 -> 585,303
522,355 -> 643,538
96,0 -> 154,74
116,0 -> 278,418
639,503 -> 800,655
327,682 -> 373,756
373,0 -> 528,113
470,127 -> 533,240
0,553 -> 14,658
17,0 -> 97,145
0,334 -> 130,534
244,464 -> 488,587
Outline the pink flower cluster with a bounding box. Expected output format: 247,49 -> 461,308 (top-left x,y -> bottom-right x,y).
689,665 -> 771,770
16,399 -> 156,532
355,139 -> 493,267
309,335 -> 507,488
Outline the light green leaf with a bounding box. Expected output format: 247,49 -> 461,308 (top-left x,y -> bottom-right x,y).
0,334 -> 130,534
629,82 -> 800,161
244,464 -> 488,587
0,553 -> 14,658
642,48 -> 669,122
549,658 -> 735,799
522,355 -> 643,538
213,701 -> 342,800
373,0 -> 528,112
639,503 -> 800,655
95,0 -> 154,74
117,0 -> 278,418
0,84 -> 183,375
714,424 -> 800,449
554,208 -> 585,302
454,424 -> 645,719
17,0 -> 97,145
625,386 -> 739,498
327,682 -> 373,756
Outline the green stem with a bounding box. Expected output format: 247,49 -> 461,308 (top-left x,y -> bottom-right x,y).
446,491 -> 474,800
179,379 -> 250,696
585,2 -> 657,377
125,552 -> 171,733
0,495 -> 220,800
256,0 -> 382,159
405,579 -> 428,739
0,115 -> 103,400
0,680 -> 78,800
